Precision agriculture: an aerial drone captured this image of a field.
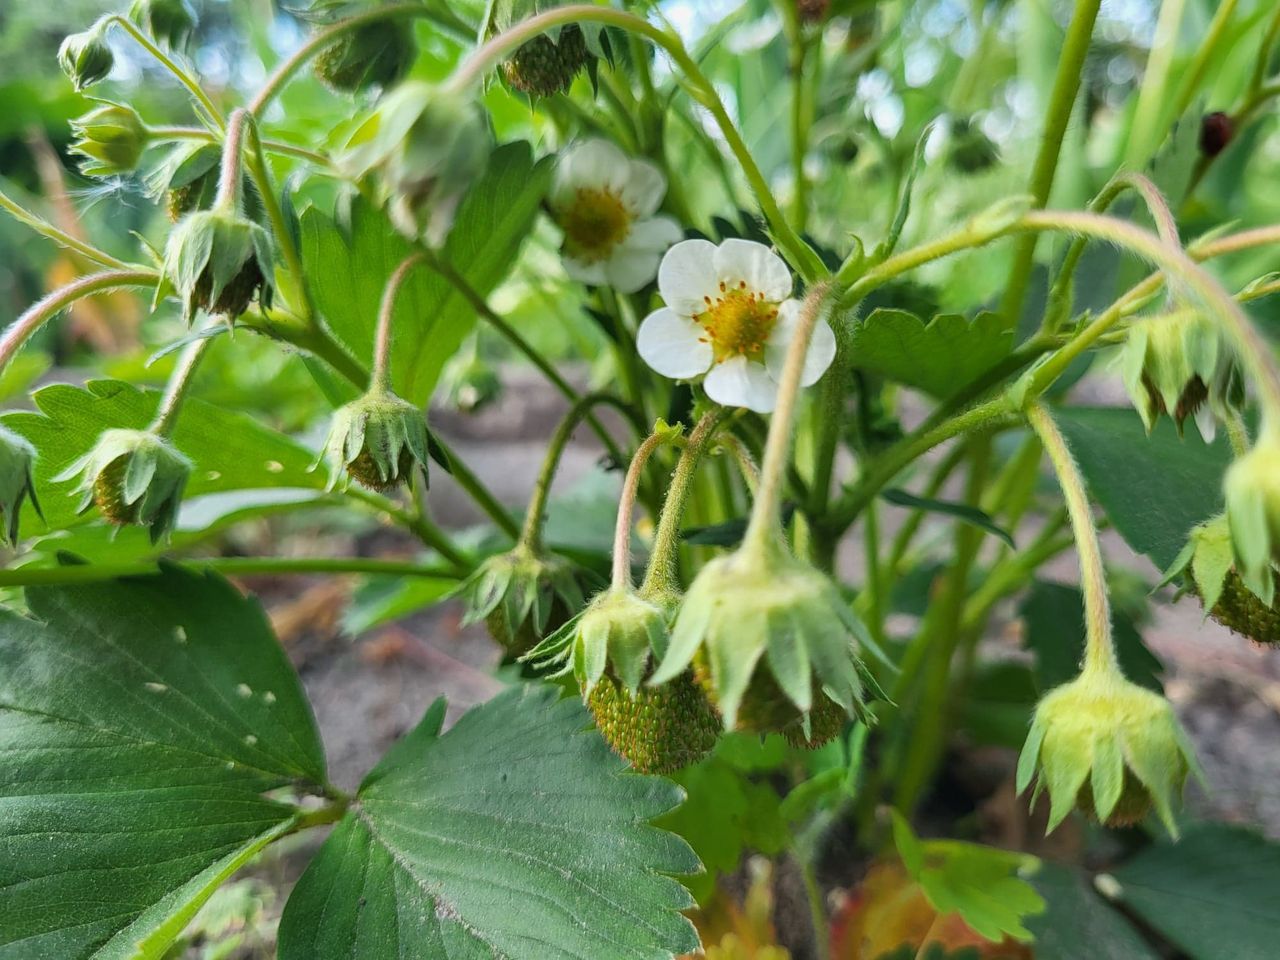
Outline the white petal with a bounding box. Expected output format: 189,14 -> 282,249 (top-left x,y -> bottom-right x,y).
552,139 -> 627,206
658,238 -> 720,315
604,248 -> 661,293
625,216 -> 683,253
619,158 -> 667,217
637,308 -> 713,379
765,299 -> 838,386
704,356 -> 778,413
713,238 -> 792,301
562,254 -> 607,287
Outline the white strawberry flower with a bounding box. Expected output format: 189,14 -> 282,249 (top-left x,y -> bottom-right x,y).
548,139 -> 682,293
636,238 -> 837,413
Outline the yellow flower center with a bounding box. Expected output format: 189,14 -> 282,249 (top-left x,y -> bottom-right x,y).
696,283 -> 780,363
559,187 -> 631,262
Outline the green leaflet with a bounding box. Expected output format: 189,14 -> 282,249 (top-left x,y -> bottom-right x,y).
0,564 -> 326,959
279,686 -> 702,960
300,141 -> 554,405
848,308 -> 1014,400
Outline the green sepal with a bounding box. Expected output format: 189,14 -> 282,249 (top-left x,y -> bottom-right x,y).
318,387 -> 430,491
1224,423 -> 1280,599
0,424 -> 41,545
161,209 -> 275,324
69,100 -> 150,177
54,428 -> 192,543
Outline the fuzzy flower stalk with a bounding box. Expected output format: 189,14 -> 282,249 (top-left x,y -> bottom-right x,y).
320,253 -> 430,491
650,285 -> 884,740
452,394 -> 621,657
160,109 -> 274,324
1018,403 -> 1200,835
526,417 -> 723,773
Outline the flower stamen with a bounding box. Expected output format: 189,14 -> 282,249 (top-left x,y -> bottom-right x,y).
558,187 -> 632,263
696,287 -> 781,363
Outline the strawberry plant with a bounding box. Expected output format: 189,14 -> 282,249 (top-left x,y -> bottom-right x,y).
2,0 -> 1280,957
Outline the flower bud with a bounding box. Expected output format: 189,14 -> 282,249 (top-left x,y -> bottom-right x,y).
454,544 -> 588,656
1017,669 -> 1199,835
70,101 -> 149,177
320,388 -> 429,491
1121,310 -> 1243,440
0,425 -> 41,545
129,0 -> 196,50
314,20 -> 416,93
58,24 -> 115,92
161,208 -> 274,324
56,429 -> 191,543
947,116 -> 999,174
1224,424 -> 1280,599
340,82 -> 490,247
650,541 -> 886,732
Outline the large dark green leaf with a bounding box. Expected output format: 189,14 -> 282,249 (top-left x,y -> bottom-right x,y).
299,142 -> 553,405
278,686 -> 701,960
0,564 -> 326,959
1026,864 -> 1159,960
1053,406 -> 1232,570
1110,824 -> 1280,960
2,379 -> 327,534
1021,580 -> 1164,693
848,309 -> 1013,399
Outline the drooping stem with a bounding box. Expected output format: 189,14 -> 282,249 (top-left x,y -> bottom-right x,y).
0,554 -> 463,588
0,190 -> 139,271
244,121 -> 315,321
149,326 -> 218,437
0,270 -> 160,373
639,409 -> 724,598
998,0 -> 1102,323
1026,402 -> 1117,676
373,253 -> 427,391
740,284 -> 832,558
105,15 -> 224,127
447,4 -> 825,280
521,392 -> 637,551
214,109 -> 250,212
148,126 -> 333,168
610,430 -> 671,590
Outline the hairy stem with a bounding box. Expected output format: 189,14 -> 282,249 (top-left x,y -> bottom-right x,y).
611,431 -> 671,590
998,0 -> 1102,322
150,326 -> 217,437
214,109 -> 249,212
0,190 -> 139,271
1026,402 -> 1117,675
742,284 -> 832,557
106,15 -> 224,127
373,253 -> 426,391
640,410 -> 724,598
0,270 -> 159,373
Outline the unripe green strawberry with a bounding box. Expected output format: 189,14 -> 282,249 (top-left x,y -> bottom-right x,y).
502,26 -> 590,97
1204,569 -> 1280,646
782,692 -> 847,749
1076,768 -> 1156,827
587,672 -> 719,773
455,545 -> 588,658
162,209 -> 274,324
320,388 -> 430,492
313,20 -> 415,93
485,596 -> 575,658
93,455 -> 142,525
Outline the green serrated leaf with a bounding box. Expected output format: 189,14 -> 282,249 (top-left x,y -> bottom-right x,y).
1,379 -> 327,537
1026,864 -> 1160,960
0,564 -> 326,959
849,309 -> 1015,400
279,685 -> 701,959
1054,407 -> 1233,570
881,488 -> 1016,548
1110,824 -> 1280,960
300,142 -> 553,405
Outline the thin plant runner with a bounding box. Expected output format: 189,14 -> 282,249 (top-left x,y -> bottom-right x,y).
2,1 -> 1280,957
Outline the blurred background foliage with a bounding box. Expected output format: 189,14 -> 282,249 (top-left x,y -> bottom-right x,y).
2,0 -> 1278,426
